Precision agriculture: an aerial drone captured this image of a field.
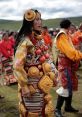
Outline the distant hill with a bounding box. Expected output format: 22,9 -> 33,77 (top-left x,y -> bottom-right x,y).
0,20 -> 22,31
0,16 -> 82,31
42,16 -> 82,29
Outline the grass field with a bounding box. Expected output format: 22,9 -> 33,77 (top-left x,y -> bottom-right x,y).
0,16 -> 82,31
0,67 -> 82,117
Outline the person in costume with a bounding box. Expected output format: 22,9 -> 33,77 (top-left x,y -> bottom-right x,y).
42,26 -> 52,51
0,32 -> 16,85
13,9 -> 56,117
71,24 -> 82,50
53,19 -> 82,117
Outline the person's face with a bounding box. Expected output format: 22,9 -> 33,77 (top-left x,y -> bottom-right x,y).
69,25 -> 76,34
33,13 -> 42,31
3,33 -> 8,40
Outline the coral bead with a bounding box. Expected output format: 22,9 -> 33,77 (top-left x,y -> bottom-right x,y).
39,56 -> 46,62
35,49 -> 41,54
44,46 -> 48,50
45,53 -> 50,59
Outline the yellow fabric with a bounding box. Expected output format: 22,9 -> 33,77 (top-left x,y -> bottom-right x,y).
13,37 -> 33,89
56,33 -> 82,61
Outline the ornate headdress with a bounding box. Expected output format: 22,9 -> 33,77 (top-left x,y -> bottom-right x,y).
24,9 -> 36,21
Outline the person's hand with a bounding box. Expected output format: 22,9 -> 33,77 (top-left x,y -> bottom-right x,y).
21,87 -> 31,98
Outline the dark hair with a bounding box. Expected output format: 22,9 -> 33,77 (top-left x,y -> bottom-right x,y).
42,26 -> 48,29
14,9 -> 40,53
9,31 -> 14,36
60,19 -> 71,29
2,32 -> 9,38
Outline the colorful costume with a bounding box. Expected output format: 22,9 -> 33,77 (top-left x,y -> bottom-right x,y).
0,39 -> 16,85
13,35 -> 56,117
71,30 -> 82,50
42,32 -> 52,47
56,31 -> 82,93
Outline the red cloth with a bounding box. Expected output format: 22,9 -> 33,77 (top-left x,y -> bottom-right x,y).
9,36 -> 15,47
58,54 -> 78,91
0,39 -> 14,58
72,31 -> 82,45
42,33 -> 52,46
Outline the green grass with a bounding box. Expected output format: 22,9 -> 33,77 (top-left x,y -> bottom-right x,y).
0,16 -> 82,31
0,67 -> 82,117
0,84 -> 19,117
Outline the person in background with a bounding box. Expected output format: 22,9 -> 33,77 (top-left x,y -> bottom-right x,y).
53,28 -> 60,37
42,26 -> 52,52
69,24 -> 81,78
54,19 -> 82,117
71,23 -> 82,51
9,31 -> 15,52
69,24 -> 77,34
13,9 -> 56,117
0,45 -> 4,99
0,32 -> 16,85
78,23 -> 82,52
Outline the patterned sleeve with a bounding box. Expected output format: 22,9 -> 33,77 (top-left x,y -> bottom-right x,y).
13,38 -> 32,88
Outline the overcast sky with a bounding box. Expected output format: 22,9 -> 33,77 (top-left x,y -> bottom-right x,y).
0,0 -> 82,21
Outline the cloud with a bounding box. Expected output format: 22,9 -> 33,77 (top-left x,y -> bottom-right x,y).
0,0 -> 82,20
